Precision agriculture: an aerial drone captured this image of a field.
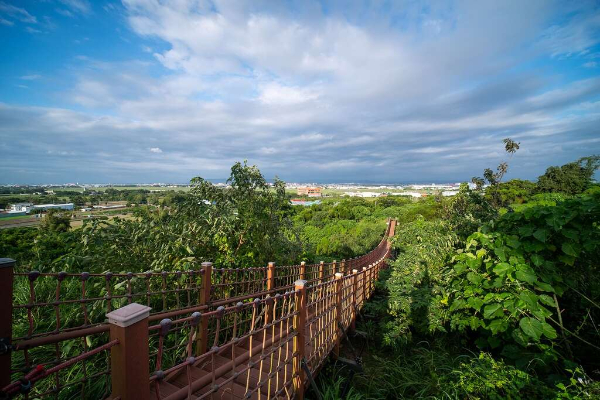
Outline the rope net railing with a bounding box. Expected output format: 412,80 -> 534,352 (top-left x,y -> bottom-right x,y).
1,219 -> 396,399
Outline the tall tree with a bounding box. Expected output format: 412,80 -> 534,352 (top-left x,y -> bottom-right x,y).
537,156 -> 600,195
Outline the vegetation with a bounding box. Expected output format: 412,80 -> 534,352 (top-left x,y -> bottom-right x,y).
2,147 -> 599,399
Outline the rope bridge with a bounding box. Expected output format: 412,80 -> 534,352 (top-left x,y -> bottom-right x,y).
0,219 -> 397,399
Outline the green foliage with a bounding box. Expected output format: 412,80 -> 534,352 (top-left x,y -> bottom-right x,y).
384,217 -> 458,343
486,179 -> 536,206
537,156 -> 600,195
39,209 -> 72,233
443,183 -> 497,240
446,193 -> 600,369
74,161 -> 301,272
442,353 -> 599,400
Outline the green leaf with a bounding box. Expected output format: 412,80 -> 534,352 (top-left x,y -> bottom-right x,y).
505,236 -> 520,249
488,319 -> 508,335
493,262 -> 513,277
518,225 -> 534,237
561,242 -> 579,257
453,263 -> 467,274
494,246 -> 507,262
561,229 -> 579,241
512,328 -> 529,347
467,272 -> 483,285
515,264 -> 537,284
483,303 -> 503,319
541,322 -> 557,339
530,254 -> 544,267
519,291 -> 539,310
519,317 -> 543,341
533,229 -> 549,243
558,254 -> 576,266
467,297 -> 484,311
535,282 -> 555,293
539,294 -> 556,307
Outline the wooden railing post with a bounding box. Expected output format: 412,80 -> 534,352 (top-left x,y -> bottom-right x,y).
341,259 -> 346,275
332,260 -> 337,278
334,272 -> 343,358
350,269 -> 358,333
299,261 -> 306,281
107,303 -> 151,400
362,267 -> 368,301
266,262 -> 275,324
196,261 -> 212,356
293,280 -> 307,400
318,261 -> 324,284
0,258 -> 15,389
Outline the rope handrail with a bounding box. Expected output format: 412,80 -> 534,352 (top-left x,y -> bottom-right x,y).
1,339 -> 119,397
1,219 -> 396,399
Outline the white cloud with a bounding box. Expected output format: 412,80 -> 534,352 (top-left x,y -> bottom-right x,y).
0,2 -> 37,24
2,1 -> 600,183
583,61 -> 598,68
20,74 -> 41,80
58,0 -> 91,15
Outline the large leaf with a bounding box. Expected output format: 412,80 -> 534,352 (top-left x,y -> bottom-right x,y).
530,254 -> 544,267
493,262 -> 513,277
518,291 -> 539,310
467,272 -> 483,285
483,303 -> 503,319
561,242 -> 579,257
533,229 -> 549,243
541,322 -> 557,339
519,317 -> 543,341
539,294 -> 556,307
488,318 -> 508,334
515,264 -> 537,284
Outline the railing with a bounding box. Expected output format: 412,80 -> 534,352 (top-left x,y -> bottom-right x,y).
1,219 -> 396,399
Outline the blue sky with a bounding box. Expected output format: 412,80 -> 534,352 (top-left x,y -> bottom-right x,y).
1,0 -> 599,184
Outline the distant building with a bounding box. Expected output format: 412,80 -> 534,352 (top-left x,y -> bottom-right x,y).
32,203 -> 74,212
8,203 -> 74,214
290,199 -> 322,206
343,192 -> 383,198
442,191 -> 459,197
391,192 -> 422,198
10,203 -> 33,213
297,187 -> 322,197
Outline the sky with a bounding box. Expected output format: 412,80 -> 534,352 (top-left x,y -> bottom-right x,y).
1,0 -> 599,184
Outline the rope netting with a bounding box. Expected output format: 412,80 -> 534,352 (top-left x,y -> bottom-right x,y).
2,219 -> 396,399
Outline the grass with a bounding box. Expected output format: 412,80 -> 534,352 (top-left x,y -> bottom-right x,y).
0,215 -> 32,221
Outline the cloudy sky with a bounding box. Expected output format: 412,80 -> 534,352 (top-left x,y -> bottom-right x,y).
1,0 -> 599,184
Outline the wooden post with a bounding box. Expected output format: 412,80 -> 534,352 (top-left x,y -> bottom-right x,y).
196,261 -> 212,356
293,280 -> 307,400
299,261 -> 306,281
107,303 -> 151,400
362,267 -> 368,301
350,269 -> 358,333
332,260 -> 337,278
0,258 -> 15,389
341,259 -> 346,275
318,261 -> 324,284
266,262 -> 275,324
334,272 -> 343,358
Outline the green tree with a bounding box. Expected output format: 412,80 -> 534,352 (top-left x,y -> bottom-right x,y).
536,156 -> 600,195
39,209 -> 72,233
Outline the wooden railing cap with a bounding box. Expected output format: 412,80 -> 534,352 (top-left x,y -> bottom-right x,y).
106,303 -> 151,328
294,279 -> 307,288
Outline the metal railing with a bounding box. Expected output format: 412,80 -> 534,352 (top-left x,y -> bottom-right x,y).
1,219 -> 396,399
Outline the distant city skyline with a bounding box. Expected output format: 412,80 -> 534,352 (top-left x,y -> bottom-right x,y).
1,0 -> 600,184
